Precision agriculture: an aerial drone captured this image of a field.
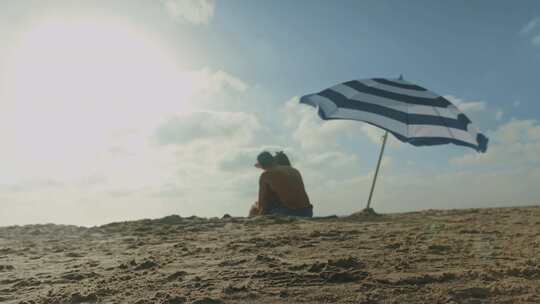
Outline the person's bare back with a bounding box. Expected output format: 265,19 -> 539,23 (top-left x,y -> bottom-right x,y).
249,151 -> 313,217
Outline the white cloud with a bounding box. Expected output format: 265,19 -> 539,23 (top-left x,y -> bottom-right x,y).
445,95 -> 486,113
161,0 -> 215,25
303,152 -> 358,169
3,84 -> 540,225
359,124 -> 401,148
520,17 -> 540,35
459,101 -> 487,112
532,35 -> 540,46
494,119 -> 539,144
308,158 -> 540,216
218,146 -> 294,172
450,119 -> 540,166
381,155 -> 392,167
190,68 -> 249,95
443,95 -> 504,137
1,22 -> 537,226
0,179 -> 64,193
519,18 -> 540,47
281,96 -> 360,151
0,37 -> 255,225
218,148 -> 262,172
375,167 -> 540,213
360,124 -> 383,144
0,24 -> 283,225
495,110 -> 504,121
154,111 -> 261,146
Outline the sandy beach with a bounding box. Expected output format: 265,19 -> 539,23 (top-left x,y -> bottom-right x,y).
2,206 -> 540,303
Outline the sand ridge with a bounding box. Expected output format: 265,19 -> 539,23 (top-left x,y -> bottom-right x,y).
1,206 -> 540,303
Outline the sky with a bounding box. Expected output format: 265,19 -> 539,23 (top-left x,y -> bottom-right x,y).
0,0 -> 539,226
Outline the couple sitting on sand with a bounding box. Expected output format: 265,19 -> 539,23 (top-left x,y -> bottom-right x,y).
249,151 -> 313,218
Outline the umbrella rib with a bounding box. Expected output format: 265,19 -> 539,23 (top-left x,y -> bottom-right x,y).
431,106 -> 457,141
406,95 -> 410,139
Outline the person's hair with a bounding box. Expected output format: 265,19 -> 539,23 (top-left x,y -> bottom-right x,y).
257,151 -> 275,169
274,151 -> 291,166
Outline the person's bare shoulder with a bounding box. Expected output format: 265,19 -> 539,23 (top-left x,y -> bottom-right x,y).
286,166 -> 301,174
259,170 -> 274,180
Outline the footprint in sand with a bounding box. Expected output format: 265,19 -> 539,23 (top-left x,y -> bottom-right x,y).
0,264 -> 15,271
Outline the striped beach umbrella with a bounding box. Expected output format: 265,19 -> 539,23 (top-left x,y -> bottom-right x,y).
300,77 -> 488,210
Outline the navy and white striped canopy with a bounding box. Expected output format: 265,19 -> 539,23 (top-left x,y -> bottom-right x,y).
300,78 -> 488,153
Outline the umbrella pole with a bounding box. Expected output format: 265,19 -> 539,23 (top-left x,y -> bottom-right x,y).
366,131 -> 388,210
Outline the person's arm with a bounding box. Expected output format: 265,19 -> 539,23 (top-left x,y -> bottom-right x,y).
258,174 -> 271,214
249,203 -> 260,217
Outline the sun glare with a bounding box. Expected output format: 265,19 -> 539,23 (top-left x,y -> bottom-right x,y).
1,18 -> 192,176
